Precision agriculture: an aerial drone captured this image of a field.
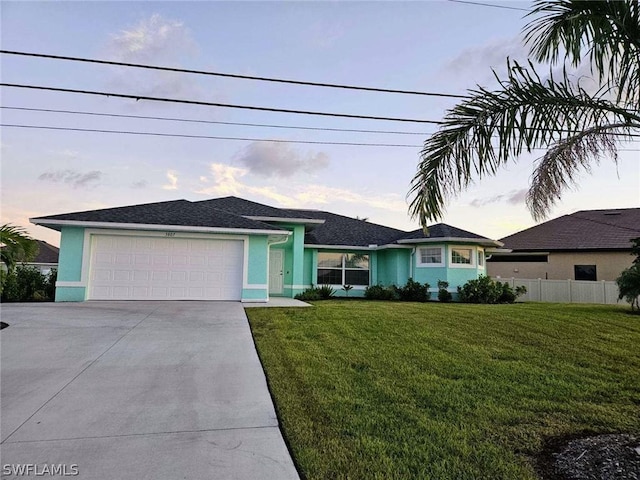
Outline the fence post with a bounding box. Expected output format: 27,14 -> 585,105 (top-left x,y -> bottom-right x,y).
538,278 -> 542,301
602,280 -> 607,304
568,279 -> 573,303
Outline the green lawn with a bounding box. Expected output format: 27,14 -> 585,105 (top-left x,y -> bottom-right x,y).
246,301 -> 640,480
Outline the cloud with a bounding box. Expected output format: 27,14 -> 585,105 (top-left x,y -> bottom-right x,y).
470,188 -> 528,207
196,163 -> 406,212
162,170 -> 179,190
441,35 -> 530,88
131,180 -> 148,189
234,142 -> 330,178
38,170 -> 102,188
104,14 -> 203,101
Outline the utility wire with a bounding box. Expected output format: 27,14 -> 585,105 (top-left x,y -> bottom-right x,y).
4,104 -> 639,140
0,50 -> 469,99
0,124 -> 423,148
4,124 -> 640,152
0,83 -> 443,124
0,106 -> 429,136
447,0 -> 531,12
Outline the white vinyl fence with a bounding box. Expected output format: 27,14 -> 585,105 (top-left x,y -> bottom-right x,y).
498,278 -> 620,305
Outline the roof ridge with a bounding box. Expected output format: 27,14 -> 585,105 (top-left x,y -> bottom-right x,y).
571,211 -> 640,234
283,208 -> 406,233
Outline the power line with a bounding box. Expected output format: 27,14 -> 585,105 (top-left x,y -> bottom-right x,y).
5,104 -> 639,140
0,83 -> 443,124
0,124 -> 423,148
0,50 -> 469,99
447,0 -> 531,12
0,106 -> 429,136
4,124 -> 640,152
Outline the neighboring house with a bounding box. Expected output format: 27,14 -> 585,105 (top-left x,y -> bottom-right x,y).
0,239 -> 59,275
28,240 -> 60,275
30,196 -> 501,302
487,208 -> 640,281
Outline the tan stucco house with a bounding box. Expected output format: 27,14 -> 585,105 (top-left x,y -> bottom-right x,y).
487,208 -> 640,281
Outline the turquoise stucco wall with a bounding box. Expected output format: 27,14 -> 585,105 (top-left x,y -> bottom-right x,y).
245,235 -> 269,301
55,227 -> 86,301
413,244 -> 486,293
376,249 -> 411,286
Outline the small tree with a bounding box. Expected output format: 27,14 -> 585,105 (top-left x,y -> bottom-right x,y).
616,238 -> 640,312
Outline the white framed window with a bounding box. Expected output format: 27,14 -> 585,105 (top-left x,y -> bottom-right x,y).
478,249 -> 485,267
417,246 -> 444,267
317,252 -> 369,286
450,247 -> 475,268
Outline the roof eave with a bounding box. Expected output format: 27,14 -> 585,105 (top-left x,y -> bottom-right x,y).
30,218 -> 290,236
397,237 -> 503,247
244,216 -> 325,225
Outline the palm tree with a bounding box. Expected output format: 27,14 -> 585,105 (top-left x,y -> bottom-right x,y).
0,224 -> 39,271
409,0 -> 639,229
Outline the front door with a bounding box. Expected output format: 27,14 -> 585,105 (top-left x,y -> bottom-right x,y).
269,249 -> 284,295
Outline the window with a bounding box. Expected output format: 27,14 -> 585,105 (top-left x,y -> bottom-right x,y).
317,253 -> 369,286
478,250 -> 484,267
418,247 -> 443,266
451,248 -> 473,265
574,265 -> 597,281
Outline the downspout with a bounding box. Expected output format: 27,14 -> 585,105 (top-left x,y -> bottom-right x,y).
410,247 -> 416,280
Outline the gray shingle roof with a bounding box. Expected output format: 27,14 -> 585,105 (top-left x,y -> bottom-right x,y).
500,208 -> 640,251
33,196 -> 499,247
399,224 -> 486,241
34,200 -> 286,232
283,209 -> 405,246
33,240 -> 59,264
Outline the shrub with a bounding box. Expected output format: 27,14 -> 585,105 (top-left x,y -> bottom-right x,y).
616,264 -> 640,311
457,275 -> 525,304
1,265 -> 54,302
394,278 -> 430,302
295,285 -> 336,301
437,280 -> 453,303
364,284 -> 398,301
295,287 -> 321,301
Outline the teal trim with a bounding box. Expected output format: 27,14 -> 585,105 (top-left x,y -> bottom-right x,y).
57,227 -> 85,283
291,224 -> 305,292
247,236 -> 269,286
55,286 -> 86,302
242,288 -> 268,301
311,249 -> 318,286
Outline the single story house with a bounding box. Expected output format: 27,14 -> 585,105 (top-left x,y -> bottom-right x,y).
31,196 -> 501,302
487,208 -> 640,281
28,240 -> 60,275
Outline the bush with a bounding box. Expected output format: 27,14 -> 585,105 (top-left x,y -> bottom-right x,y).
437,280 -> 453,303
457,275 -> 525,304
294,285 -> 336,301
394,278 -> 430,302
1,265 -> 55,302
616,264 -> 640,311
364,284 -> 398,301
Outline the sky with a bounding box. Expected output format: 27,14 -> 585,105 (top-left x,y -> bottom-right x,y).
1,0 -> 638,247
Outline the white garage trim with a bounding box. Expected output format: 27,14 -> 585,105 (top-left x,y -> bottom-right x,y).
86,232 -> 245,300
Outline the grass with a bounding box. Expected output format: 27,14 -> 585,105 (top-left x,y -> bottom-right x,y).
246,301 -> 640,480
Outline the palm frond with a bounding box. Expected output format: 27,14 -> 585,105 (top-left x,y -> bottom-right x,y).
408,62 -> 639,227
524,0 -> 640,108
526,125 -> 629,220
0,224 -> 39,270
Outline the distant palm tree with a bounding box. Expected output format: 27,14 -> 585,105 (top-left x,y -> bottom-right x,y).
409,0 -> 639,229
0,224 -> 38,271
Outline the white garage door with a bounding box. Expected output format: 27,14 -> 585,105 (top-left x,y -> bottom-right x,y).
88,235 -> 244,300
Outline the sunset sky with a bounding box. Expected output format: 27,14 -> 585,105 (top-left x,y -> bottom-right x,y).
2,1 -> 638,247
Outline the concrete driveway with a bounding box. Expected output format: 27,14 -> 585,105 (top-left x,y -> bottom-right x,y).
0,301 -> 299,479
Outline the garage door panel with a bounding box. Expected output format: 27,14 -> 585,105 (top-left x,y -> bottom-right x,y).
88,235 -> 244,301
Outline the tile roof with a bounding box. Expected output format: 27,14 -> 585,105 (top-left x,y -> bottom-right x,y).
500,208 -> 640,251
33,200 -> 286,232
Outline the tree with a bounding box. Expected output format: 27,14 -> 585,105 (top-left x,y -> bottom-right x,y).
616,237 -> 640,311
0,224 -> 38,295
0,224 -> 38,270
409,0 -> 639,228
